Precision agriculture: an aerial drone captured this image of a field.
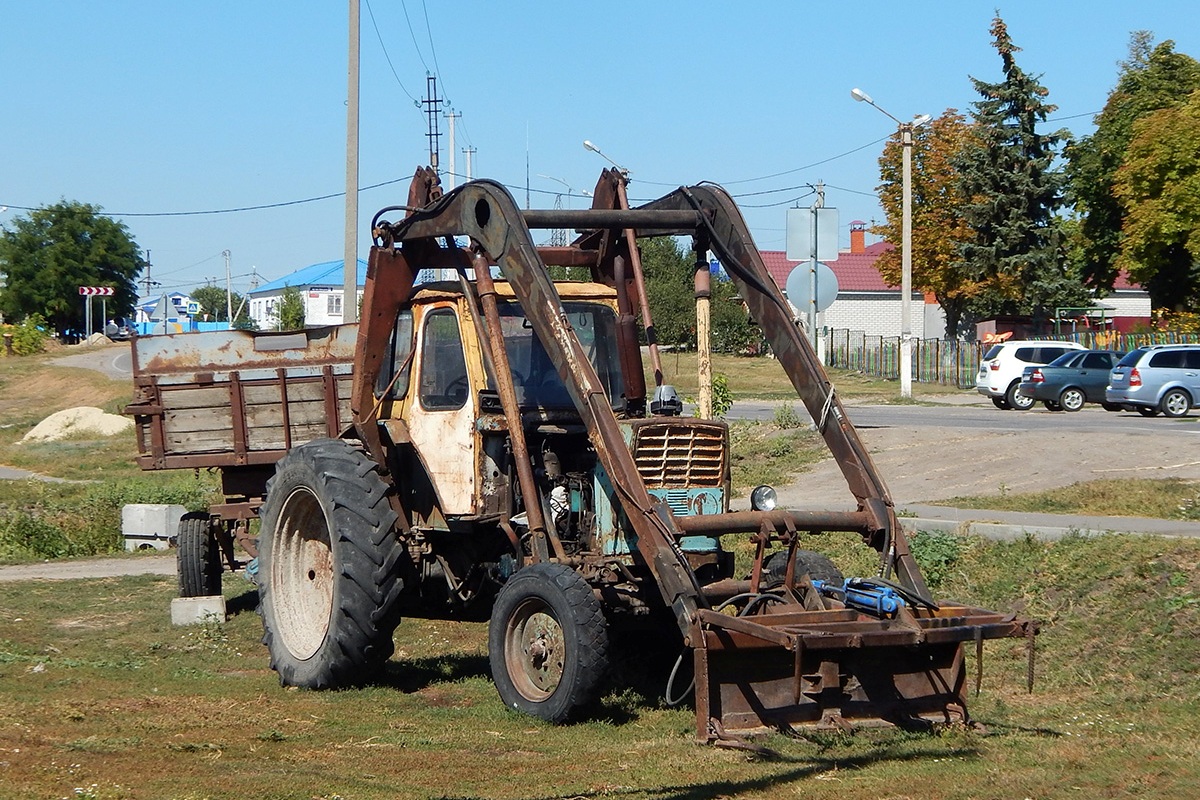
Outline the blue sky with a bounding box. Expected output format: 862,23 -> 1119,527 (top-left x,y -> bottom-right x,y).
2,1 -> 1197,299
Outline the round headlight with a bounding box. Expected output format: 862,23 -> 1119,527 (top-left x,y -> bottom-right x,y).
750,485 -> 778,512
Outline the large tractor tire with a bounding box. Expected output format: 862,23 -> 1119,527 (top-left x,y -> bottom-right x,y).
489,562 -> 609,723
257,438 -> 402,689
177,513 -> 223,597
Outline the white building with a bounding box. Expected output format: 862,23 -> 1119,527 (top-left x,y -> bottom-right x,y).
247,259 -> 368,330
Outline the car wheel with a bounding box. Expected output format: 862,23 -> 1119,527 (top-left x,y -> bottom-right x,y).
1136,406 -> 1159,417
1043,400 -> 1062,411
1006,382 -> 1034,411
991,397 -> 1011,410
1161,389 -> 1192,418
1059,387 -> 1086,412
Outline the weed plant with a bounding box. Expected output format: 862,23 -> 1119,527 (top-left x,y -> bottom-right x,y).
0,472 -> 219,562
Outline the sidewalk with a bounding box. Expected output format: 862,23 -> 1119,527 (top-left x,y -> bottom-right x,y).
899,503 -> 1200,540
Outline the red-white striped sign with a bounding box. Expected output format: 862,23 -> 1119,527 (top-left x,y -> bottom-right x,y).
78,286 -> 115,296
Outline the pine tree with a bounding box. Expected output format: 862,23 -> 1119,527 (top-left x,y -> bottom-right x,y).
953,15 -> 1087,323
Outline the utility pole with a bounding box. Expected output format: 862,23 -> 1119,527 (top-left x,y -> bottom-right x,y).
445,110 -> 460,190
463,146 -> 476,181
139,250 -> 161,299
343,0 -> 360,324
223,249 -> 233,322
423,75 -> 443,172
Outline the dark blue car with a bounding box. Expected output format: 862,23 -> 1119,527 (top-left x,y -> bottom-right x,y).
1017,350 -> 1125,412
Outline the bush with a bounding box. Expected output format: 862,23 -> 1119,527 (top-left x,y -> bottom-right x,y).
908,530 -> 964,589
2,314 -> 50,356
773,403 -> 804,429
711,373 -> 733,418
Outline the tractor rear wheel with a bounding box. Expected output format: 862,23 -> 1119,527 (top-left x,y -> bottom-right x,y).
489,563 -> 609,723
257,439 -> 402,689
177,513 -> 223,597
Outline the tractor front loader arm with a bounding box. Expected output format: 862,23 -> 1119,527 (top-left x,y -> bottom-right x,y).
638,183 -> 929,598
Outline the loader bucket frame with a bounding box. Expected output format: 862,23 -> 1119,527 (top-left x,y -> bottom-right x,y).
356,170 -> 1035,742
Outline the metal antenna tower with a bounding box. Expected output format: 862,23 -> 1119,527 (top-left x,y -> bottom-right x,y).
423,75 -> 443,171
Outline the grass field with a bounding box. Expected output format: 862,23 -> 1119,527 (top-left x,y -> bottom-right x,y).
2,530 -> 1198,799
3,347 -> 1200,798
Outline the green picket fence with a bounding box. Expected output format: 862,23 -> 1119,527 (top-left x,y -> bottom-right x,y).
823,329 -> 1200,390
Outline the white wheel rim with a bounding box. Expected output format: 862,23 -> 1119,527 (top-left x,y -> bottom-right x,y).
505,600 -> 565,701
270,487 -> 333,661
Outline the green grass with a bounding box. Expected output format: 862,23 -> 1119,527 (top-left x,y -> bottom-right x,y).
2,532 -> 1198,799
935,478 -> 1200,520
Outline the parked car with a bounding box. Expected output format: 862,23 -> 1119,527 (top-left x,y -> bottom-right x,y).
104,318 -> 136,341
1017,350 -> 1124,411
1106,344 -> 1200,418
976,340 -> 1088,410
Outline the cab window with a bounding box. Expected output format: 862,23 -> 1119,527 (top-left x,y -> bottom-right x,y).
374,309 -> 415,400
419,309 -> 470,410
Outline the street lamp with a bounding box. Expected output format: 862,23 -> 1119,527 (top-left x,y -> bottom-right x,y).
582,140 -> 631,177
851,88 -> 930,399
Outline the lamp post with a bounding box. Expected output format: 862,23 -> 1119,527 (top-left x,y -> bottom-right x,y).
851,88 -> 929,399
582,140 -> 630,177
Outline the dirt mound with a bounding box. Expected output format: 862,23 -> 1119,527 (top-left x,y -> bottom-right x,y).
20,406 -> 133,443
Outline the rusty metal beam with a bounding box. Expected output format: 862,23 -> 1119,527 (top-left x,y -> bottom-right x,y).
522,208 -> 701,231
674,509 -> 871,536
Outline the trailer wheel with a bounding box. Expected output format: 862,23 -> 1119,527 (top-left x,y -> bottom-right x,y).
177,513 -> 222,597
489,563 -> 609,723
764,549 -> 844,587
257,438 -> 402,689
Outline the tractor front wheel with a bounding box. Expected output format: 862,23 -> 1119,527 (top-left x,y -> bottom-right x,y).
257,439 -> 402,689
489,563 -> 609,723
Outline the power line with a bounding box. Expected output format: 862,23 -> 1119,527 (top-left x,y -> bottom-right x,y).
398,0 -> 430,72
363,0 -> 422,108
0,175 -> 414,218
420,0 -> 447,102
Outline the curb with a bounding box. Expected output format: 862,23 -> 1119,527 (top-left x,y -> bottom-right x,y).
901,516 -> 1200,541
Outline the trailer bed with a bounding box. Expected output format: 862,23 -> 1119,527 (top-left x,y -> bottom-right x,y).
126,325 -> 357,471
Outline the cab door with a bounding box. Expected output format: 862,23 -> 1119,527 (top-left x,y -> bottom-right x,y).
404,305 -> 477,515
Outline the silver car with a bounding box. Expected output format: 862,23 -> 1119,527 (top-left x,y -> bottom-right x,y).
1106,345 -> 1200,418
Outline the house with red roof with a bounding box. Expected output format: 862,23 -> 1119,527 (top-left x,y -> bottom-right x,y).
760,221 -> 939,339
759,221 -> 1151,339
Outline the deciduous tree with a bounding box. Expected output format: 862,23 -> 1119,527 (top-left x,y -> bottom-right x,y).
275,286 -> 306,331
190,284 -> 254,326
1112,90 -> 1200,311
953,15 -> 1088,323
873,110 -> 980,338
0,202 -> 144,337
1066,34 -> 1200,303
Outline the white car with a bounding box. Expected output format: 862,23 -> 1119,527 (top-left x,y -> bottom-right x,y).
976,340 -> 1087,410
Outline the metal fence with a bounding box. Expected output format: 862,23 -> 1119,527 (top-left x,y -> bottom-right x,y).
822,328 -> 1200,389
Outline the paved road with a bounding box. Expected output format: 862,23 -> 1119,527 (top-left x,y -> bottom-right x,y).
50,342 -> 132,380
729,397 -> 1200,436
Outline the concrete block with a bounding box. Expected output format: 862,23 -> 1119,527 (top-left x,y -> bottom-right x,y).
171,595 -> 227,626
123,503 -> 187,551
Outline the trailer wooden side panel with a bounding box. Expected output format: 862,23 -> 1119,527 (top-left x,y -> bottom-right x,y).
125,325 -> 358,471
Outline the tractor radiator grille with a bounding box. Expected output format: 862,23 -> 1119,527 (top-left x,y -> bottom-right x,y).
632,422 -> 727,488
